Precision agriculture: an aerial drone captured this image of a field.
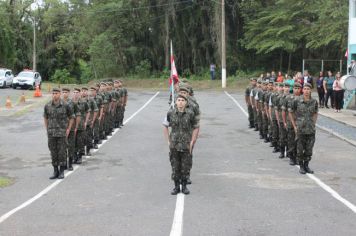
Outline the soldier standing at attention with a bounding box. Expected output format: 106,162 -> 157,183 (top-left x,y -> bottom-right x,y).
250,79 -> 259,131
275,83 -> 288,158
289,83 -> 318,174
99,82 -> 108,140
61,88 -> 80,171
73,88 -> 90,164
270,83 -> 280,153
265,81 -> 274,143
44,88 -> 74,179
118,80 -> 128,127
91,86 -> 104,149
245,78 -> 256,128
254,79 -> 263,138
82,87 -> 98,156
163,94 -> 199,195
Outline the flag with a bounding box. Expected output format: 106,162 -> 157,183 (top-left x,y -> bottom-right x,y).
345,49 -> 348,58
169,40 -> 179,107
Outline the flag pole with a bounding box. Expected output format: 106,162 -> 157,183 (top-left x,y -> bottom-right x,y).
170,40 -> 174,108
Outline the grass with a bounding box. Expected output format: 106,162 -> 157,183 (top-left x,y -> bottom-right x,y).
0,176 -> 13,188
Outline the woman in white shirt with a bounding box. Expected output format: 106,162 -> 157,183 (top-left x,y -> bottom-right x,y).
333,72 -> 343,112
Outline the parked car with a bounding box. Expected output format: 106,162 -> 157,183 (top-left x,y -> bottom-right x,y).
0,68 -> 14,88
12,70 -> 42,90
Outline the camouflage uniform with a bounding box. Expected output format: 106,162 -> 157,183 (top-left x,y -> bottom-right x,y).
44,99 -> 74,167
290,96 -> 318,163
74,99 -> 90,158
93,94 -> 104,143
250,86 -> 259,129
245,85 -> 254,127
277,91 -> 288,157
86,97 -> 98,150
104,91 -> 112,135
255,86 -> 263,137
270,91 -> 280,151
164,108 -> 199,183
99,90 -> 107,140
63,98 -> 80,168
120,87 -> 128,126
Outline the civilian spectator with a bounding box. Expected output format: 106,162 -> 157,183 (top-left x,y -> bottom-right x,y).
333,72 -> 343,112
323,71 -> 335,109
276,71 -> 284,82
270,71 -> 276,82
303,70 -> 314,88
348,60 -> 356,76
316,71 -> 325,108
285,75 -> 294,94
210,63 -> 215,80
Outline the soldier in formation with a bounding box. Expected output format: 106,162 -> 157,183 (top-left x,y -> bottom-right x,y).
247,76 -> 318,175
44,81 -> 128,179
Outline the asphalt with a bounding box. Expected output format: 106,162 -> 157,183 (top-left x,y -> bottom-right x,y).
0,90 -> 356,235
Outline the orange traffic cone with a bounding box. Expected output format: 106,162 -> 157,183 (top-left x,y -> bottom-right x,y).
34,85 -> 42,97
5,96 -> 12,108
19,92 -> 26,104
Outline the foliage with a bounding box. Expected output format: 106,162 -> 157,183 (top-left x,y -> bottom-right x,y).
50,69 -> 76,84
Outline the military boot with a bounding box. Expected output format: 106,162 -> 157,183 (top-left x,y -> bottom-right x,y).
254,125 -> 259,131
181,181 -> 190,195
272,146 -> 280,153
186,177 -> 192,185
299,161 -> 306,174
93,140 -> 99,149
289,156 -> 297,166
49,166 -> 59,179
304,161 -> 314,174
171,181 -> 180,195
77,154 -> 83,164
86,146 -> 91,156
58,166 -> 65,179
68,157 -> 74,171
279,146 -> 285,159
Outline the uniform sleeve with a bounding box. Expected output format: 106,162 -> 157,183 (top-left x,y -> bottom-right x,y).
163,111 -> 171,127
288,99 -> 297,113
43,105 -> 49,119
85,102 -> 91,113
281,97 -> 287,111
74,104 -> 81,116
92,99 -> 99,112
191,111 -> 199,129
245,87 -> 250,96
66,104 -> 75,119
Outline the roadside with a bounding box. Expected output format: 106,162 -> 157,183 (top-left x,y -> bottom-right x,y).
318,108 -> 356,128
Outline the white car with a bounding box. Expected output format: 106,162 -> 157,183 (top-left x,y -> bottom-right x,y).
0,69 -> 14,88
12,70 -> 42,90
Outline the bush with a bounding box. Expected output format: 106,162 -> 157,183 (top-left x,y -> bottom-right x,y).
135,60 -> 151,77
50,69 -> 76,84
78,59 -> 93,84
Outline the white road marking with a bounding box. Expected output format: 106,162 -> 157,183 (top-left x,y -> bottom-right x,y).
170,193 -> 185,236
225,91 -> 356,214
0,91 -> 160,224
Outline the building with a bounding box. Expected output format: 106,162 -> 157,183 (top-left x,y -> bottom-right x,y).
348,0 -> 356,65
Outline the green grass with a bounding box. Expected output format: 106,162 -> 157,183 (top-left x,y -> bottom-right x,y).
0,176 -> 13,188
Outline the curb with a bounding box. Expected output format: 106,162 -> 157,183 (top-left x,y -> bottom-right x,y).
318,111 -> 356,129
316,123 -> 356,148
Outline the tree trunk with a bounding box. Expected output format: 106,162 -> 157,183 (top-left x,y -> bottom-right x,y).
288,52 -> 292,74
164,12 -> 169,69
279,50 -> 283,71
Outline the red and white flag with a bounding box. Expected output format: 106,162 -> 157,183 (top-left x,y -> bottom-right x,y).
345,49 -> 348,58
169,41 -> 179,107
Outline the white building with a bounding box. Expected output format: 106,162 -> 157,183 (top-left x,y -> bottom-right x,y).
348,0 -> 356,64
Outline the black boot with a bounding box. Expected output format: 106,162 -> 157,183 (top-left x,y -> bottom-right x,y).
49,166 -> 59,179
299,161 -> 306,174
279,147 -> 285,158
77,154 -> 83,164
254,125 -> 259,131
68,157 -> 73,171
181,181 -> 190,195
58,166 -> 65,179
171,181 -> 180,195
304,161 -> 314,174
289,156 -> 297,166
93,140 -> 99,149
98,140 -> 103,144
86,146 -> 91,156
273,146 -> 280,153
186,177 -> 192,185
259,134 -> 264,139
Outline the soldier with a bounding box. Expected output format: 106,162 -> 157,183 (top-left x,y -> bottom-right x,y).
254,79 -> 263,136
113,80 -> 122,128
269,83 -> 280,153
118,80 -> 128,127
245,78 -> 256,128
61,88 -> 80,171
178,86 -> 200,185
163,94 -> 199,195
260,81 -> 269,140
250,79 -> 260,131
275,83 -> 289,158
284,82 -> 302,165
73,88 -> 90,164
265,81 -> 274,143
289,83 -> 318,174
91,86 -> 104,148
82,87 -> 98,156
99,82 -> 108,140
44,88 -> 74,179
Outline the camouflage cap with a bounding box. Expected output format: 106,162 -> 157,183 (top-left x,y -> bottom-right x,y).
73,87 -> 81,92
52,88 -> 61,93
257,79 -> 262,84
179,86 -> 190,93
278,82 -> 284,87
61,87 -> 70,92
304,83 -> 312,88
250,78 -> 257,81
90,86 -> 97,91
284,82 -> 291,87
81,87 -> 88,91
176,94 -> 188,101
262,81 -> 268,85
294,82 -> 302,88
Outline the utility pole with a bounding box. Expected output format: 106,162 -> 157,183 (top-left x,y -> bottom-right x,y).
221,0 -> 226,88
33,16 -> 36,72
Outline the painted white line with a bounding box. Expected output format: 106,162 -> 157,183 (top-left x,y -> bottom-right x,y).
0,91 -> 160,224
170,193 -> 185,236
225,91 -> 356,214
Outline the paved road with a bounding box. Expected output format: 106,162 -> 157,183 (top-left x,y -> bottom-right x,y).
0,90 -> 356,235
